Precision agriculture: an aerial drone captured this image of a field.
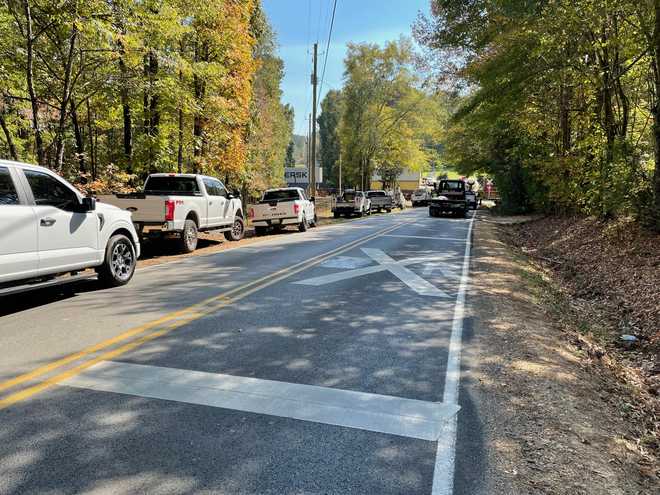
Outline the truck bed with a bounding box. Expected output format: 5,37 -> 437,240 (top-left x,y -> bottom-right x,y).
97,195 -> 166,224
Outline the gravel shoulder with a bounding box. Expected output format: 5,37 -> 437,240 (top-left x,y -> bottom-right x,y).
465,212 -> 659,494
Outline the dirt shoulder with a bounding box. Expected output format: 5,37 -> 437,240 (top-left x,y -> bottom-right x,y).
466,212 -> 659,494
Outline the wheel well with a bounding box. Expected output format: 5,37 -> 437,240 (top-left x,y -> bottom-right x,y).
186,211 -> 199,226
110,228 -> 136,250
235,208 -> 243,219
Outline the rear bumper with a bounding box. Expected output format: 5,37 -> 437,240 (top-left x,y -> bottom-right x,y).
429,202 -> 467,212
333,206 -> 360,214
252,216 -> 299,227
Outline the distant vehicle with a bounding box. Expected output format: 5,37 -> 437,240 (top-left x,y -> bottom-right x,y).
366,190 -> 393,213
249,187 -> 316,236
99,173 -> 244,253
429,180 -> 469,218
392,190 -> 406,209
1,161 -> 141,295
333,190 -> 371,218
465,179 -> 479,209
411,188 -> 432,207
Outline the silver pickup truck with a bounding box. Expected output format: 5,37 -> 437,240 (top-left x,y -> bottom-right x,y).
366,190 -> 393,213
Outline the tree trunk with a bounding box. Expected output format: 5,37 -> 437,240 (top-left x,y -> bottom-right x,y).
559,82 -> 571,155
0,112 -> 18,161
86,99 -> 96,180
54,22 -> 79,171
70,98 -> 85,172
177,70 -> 184,173
119,51 -> 132,170
652,0 -> 660,230
23,0 -> 45,166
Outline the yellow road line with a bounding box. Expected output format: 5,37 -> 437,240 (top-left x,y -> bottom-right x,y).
0,221 -> 406,409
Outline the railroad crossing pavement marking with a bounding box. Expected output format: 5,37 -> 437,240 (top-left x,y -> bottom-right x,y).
59,361 -> 461,441
294,247 -> 459,297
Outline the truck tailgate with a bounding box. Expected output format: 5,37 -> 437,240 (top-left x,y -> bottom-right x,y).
254,202 -> 295,220
97,195 -> 166,223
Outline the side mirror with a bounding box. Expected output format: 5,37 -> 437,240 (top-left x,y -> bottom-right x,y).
81,196 -> 96,212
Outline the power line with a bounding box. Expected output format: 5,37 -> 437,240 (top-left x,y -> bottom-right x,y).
317,0 -> 338,113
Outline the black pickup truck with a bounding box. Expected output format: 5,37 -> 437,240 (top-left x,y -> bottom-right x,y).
429,180 -> 469,218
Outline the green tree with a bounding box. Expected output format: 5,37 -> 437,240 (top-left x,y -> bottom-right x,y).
318,89 -> 343,187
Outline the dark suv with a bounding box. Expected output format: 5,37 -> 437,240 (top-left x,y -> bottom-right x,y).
429,180 -> 469,218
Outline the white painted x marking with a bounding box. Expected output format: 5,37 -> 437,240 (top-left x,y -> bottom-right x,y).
294,248 -> 453,297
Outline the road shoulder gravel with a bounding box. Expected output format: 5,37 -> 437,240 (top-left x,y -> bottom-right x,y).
463,212 -> 658,494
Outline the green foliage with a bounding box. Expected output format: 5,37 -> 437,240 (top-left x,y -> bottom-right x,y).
335,38 -> 445,190
0,0 -> 291,197
417,0 -> 660,224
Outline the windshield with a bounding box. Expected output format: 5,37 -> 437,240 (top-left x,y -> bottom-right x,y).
342,192 -> 358,201
263,189 -> 300,201
438,180 -> 464,193
367,191 -> 386,197
144,176 -> 199,194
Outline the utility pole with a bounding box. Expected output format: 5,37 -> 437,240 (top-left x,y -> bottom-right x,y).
307,114 -> 312,174
338,149 -> 342,194
310,42 -> 318,197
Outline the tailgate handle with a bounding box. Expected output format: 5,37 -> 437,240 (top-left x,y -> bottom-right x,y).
40,217 -> 56,227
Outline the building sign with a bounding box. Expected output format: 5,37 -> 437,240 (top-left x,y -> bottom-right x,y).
285,167 -> 323,185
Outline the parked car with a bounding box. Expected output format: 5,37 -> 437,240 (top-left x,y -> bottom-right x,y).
392,190 -> 406,209
411,188 -> 432,207
333,190 -> 371,217
366,190 -> 393,213
0,160 -> 140,295
249,187 -> 316,235
99,173 -> 244,253
429,179 -> 469,218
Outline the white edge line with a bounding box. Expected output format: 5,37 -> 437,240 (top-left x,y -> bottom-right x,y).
432,212 -> 476,495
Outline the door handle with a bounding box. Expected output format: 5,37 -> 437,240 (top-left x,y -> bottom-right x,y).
40,217 -> 56,227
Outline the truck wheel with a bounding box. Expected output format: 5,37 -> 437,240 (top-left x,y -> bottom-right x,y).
96,234 -> 136,287
299,215 -> 308,232
224,217 -> 244,241
385,208 -> 391,213
333,211 -> 340,218
255,226 -> 268,236
310,214 -> 318,227
178,219 -> 198,253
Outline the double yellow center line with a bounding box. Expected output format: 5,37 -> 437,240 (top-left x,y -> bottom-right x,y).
0,220 -> 407,411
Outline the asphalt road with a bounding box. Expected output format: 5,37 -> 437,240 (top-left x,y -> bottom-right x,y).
0,207 -> 483,495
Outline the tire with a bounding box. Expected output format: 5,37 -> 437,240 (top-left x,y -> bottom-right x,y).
96,234 -> 136,287
385,208 -> 391,213
224,216 -> 244,241
255,226 -> 268,236
310,214 -> 318,227
333,211 -> 340,218
299,215 -> 308,232
357,209 -> 364,218
178,219 -> 198,253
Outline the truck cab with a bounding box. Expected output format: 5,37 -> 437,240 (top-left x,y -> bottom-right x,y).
0,160 -> 140,294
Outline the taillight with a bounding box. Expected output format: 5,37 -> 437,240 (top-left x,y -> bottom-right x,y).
248,207 -> 255,219
165,200 -> 176,221
293,203 -> 300,214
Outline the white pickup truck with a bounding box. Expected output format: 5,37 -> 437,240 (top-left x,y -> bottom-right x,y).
0,160 -> 140,295
99,173 -> 244,252
249,187 -> 316,236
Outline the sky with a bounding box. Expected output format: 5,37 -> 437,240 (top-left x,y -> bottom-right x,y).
262,0 -> 430,135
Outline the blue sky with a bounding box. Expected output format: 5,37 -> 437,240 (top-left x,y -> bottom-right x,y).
262,0 -> 430,135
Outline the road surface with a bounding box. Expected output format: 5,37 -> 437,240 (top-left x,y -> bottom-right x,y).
0,207 -> 484,494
